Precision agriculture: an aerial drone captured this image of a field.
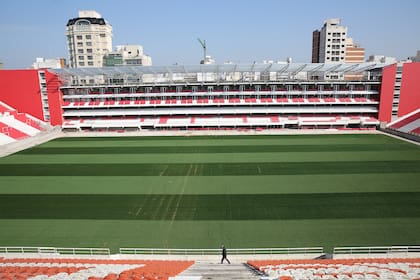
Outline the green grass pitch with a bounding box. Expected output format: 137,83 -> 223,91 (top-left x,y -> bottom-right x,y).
0,134 -> 419,253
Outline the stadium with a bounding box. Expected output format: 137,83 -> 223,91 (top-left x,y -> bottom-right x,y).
0,61 -> 419,279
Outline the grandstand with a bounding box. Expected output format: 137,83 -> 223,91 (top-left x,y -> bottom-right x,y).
51,63 -> 386,131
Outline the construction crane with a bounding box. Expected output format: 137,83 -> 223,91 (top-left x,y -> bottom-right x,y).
197,38 -> 206,64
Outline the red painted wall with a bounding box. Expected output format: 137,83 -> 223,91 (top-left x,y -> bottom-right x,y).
45,70 -> 63,125
378,64 -> 397,123
398,62 -> 420,117
0,70 -> 44,120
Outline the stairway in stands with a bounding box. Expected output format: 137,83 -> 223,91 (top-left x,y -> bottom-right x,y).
177,261 -> 261,279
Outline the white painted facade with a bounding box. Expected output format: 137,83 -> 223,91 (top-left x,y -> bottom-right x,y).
31,57 -> 65,69
66,10 -> 112,68
116,45 -> 152,66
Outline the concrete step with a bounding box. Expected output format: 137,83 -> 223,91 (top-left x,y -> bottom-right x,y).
177,261 -> 262,280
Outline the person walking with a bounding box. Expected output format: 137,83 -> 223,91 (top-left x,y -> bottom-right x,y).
221,245 -> 230,264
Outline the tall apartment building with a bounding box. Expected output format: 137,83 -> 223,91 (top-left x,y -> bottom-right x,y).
312,18 -> 348,63
312,19 -> 365,79
103,45 -> 152,66
66,10 -> 112,68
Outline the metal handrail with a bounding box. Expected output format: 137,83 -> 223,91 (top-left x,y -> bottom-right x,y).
333,246 -> 420,255
119,247 -> 323,255
0,246 -> 110,255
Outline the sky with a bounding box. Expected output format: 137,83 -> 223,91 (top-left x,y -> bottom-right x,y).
0,0 -> 419,69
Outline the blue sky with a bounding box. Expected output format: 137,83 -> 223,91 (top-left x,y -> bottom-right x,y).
0,0 -> 419,68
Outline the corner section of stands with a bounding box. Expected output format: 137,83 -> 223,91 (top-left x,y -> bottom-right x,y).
387,109 -> 420,136
0,101 -> 46,145
0,257 -> 194,280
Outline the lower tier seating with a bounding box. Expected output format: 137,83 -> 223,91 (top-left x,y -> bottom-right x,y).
62,115 -> 379,131
0,102 -> 46,145
388,109 -> 420,136
248,258 -> 420,280
0,257 -> 194,280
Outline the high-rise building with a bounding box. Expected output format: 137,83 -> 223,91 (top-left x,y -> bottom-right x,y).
66,10 -> 112,68
311,30 -> 320,63
103,45 -> 152,66
314,18 -> 348,63
312,19 -> 365,79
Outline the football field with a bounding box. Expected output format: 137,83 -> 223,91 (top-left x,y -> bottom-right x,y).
0,134 -> 419,253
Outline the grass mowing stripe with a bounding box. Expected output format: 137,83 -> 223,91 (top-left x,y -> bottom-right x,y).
1,218 -> 419,253
1,161 -> 419,176
16,143 -> 417,155
1,193 -> 419,220
1,173 -> 419,195
3,151 -> 420,164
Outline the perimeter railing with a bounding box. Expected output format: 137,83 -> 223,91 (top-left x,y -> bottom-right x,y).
333,246 -> 420,256
0,247 -> 110,255
119,247 -> 324,256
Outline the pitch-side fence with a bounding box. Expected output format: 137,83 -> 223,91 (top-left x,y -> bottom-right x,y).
0,246 -> 419,256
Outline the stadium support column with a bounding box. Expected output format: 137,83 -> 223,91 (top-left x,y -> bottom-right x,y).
398,62 -> 420,117
45,70 -> 64,126
378,64 -> 397,123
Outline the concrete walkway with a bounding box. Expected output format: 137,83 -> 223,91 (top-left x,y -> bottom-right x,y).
177,261 -> 262,280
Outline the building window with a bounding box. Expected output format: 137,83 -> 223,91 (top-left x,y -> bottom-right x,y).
86,35 -> 91,40
327,38 -> 331,41
77,42 -> 83,47
76,35 -> 83,40
86,42 -> 92,46
88,61 -> 94,66
87,55 -> 93,60
87,49 -> 93,53
100,33 -> 106,38
78,49 -> 84,54
78,56 -> 84,60
79,62 -> 85,66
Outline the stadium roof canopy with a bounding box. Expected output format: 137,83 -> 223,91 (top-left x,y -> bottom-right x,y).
51,63 -> 389,78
